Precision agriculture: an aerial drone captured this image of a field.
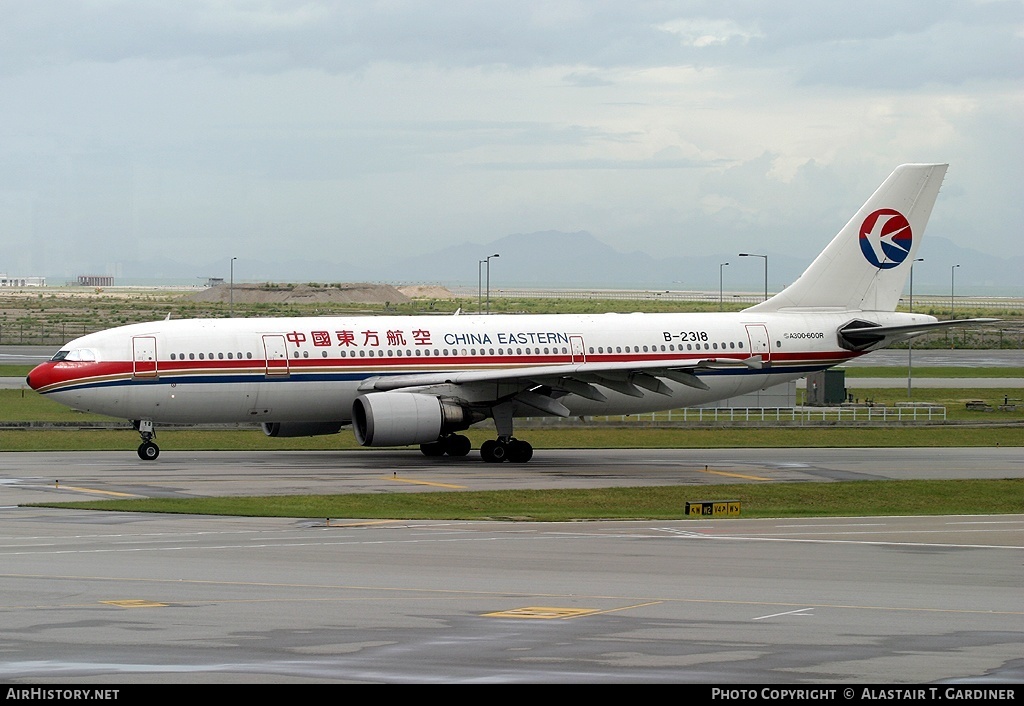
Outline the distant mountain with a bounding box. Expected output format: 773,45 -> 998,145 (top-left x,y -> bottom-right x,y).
70,231 -> 1022,296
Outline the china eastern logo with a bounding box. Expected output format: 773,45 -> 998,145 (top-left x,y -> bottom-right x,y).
859,208 -> 912,269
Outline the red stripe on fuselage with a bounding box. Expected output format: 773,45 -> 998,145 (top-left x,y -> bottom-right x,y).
27,347 -> 859,393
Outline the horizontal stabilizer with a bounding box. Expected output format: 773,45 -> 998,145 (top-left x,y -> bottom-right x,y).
843,317 -> 999,338
839,317 -> 999,350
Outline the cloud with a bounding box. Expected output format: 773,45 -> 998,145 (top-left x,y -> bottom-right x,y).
0,1 -> 1020,289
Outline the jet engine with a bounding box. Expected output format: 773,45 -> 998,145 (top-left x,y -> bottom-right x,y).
352,392 -> 476,447
262,421 -> 345,438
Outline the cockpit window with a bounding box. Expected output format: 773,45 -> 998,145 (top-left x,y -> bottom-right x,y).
52,349 -> 97,362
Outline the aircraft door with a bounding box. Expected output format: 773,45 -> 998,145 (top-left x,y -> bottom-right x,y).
744,324 -> 770,361
262,335 -> 290,377
569,335 -> 586,363
132,336 -> 158,378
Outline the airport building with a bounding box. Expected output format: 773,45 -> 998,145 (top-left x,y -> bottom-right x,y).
0,274 -> 46,287
77,275 -> 115,287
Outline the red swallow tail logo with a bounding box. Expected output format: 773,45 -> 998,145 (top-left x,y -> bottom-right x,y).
859,209 -> 912,269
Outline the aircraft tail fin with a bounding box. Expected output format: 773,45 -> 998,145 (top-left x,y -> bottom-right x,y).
745,163 -> 948,313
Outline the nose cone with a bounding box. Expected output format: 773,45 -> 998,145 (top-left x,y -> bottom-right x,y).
26,363 -> 50,391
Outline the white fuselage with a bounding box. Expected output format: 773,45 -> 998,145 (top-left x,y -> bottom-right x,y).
30,309 -> 933,425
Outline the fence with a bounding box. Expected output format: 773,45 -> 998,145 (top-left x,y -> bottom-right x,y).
524,405 -> 948,426
0,323 -> 95,347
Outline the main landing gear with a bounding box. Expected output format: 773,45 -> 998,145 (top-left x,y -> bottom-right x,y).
476,402 -> 533,463
417,433 -> 534,463
480,437 -> 533,463
133,420 -> 160,460
419,433 -> 472,457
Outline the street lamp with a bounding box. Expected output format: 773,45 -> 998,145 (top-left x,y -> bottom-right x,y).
229,257 -> 237,318
909,257 -> 925,309
908,258 -> 923,398
738,253 -> 767,302
719,262 -> 729,311
950,263 -> 960,319
477,260 -> 485,313
485,253 -> 499,314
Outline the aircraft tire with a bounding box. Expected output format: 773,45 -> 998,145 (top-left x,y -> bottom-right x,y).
445,434 -> 472,457
137,442 -> 160,461
508,440 -> 533,463
480,439 -> 505,463
420,441 -> 446,456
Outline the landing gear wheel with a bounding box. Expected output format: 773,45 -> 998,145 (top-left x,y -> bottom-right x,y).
137,441 -> 160,460
480,439 -> 506,463
420,441 -> 446,456
444,434 -> 472,457
507,439 -> 533,463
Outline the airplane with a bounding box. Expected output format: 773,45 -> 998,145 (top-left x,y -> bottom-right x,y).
26,163 -> 996,463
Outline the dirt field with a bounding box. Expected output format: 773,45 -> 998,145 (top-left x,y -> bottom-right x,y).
186,282 -> 456,305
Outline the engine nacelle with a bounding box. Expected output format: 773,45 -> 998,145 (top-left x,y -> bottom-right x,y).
352,392 -> 474,447
262,421 -> 344,438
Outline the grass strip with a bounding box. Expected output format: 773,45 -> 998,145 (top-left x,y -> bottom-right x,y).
29,479 -> 1024,521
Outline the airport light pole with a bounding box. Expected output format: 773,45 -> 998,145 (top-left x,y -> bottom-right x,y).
908,258 -> 923,398
485,253 -> 499,314
229,257 -> 237,318
478,259 -> 485,313
719,262 -> 729,311
950,263 -> 960,319
738,253 -> 767,302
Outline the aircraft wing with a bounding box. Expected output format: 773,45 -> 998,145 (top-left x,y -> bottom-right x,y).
357,355 -> 765,407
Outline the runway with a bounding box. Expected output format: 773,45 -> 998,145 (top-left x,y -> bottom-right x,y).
0,448 -> 1022,684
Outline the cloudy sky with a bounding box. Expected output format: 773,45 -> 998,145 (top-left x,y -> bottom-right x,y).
1,1 -> 1021,288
